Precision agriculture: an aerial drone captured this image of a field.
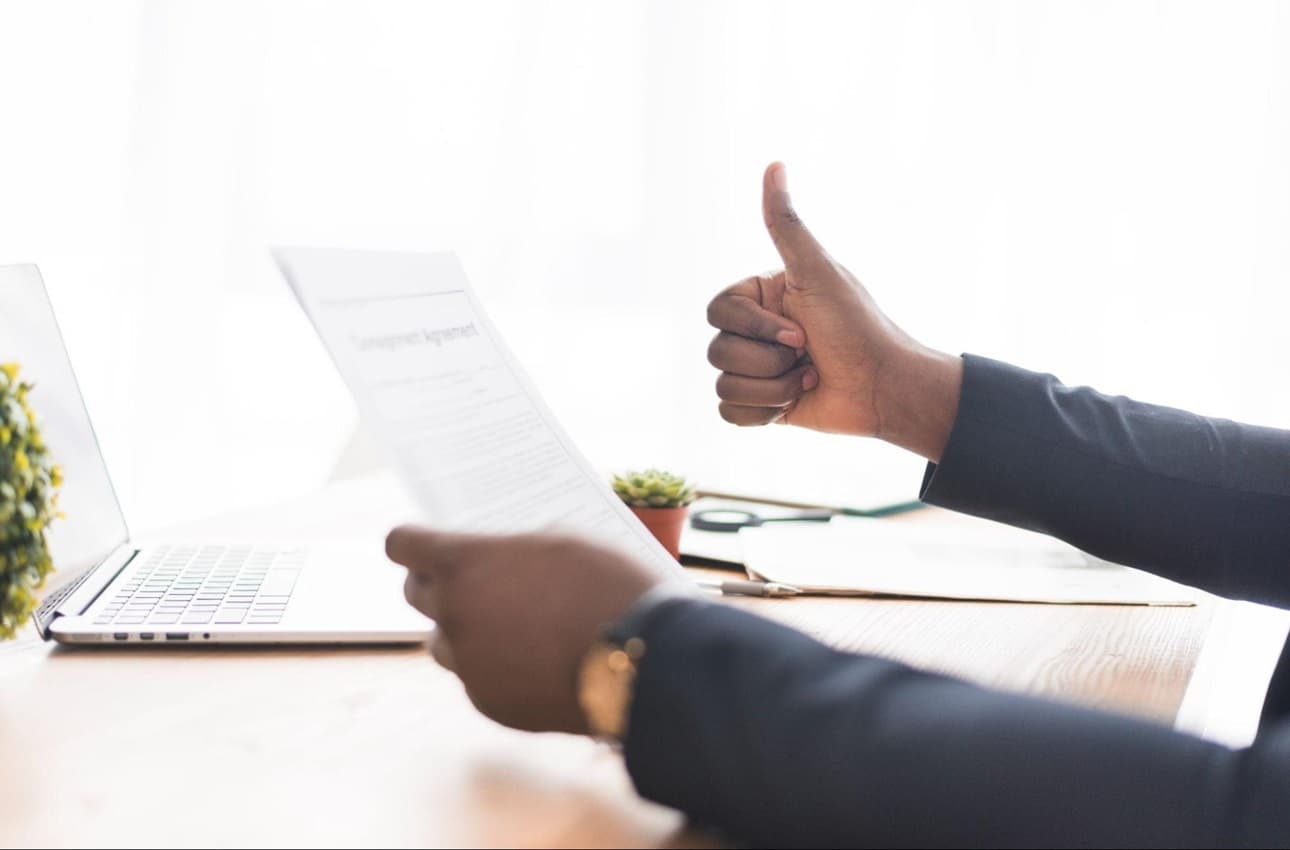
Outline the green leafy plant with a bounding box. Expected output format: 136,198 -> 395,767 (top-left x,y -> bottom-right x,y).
611,469 -> 696,509
1,363 -> 62,640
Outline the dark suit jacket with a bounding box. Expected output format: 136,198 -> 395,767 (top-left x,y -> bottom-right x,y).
619,355 -> 1290,848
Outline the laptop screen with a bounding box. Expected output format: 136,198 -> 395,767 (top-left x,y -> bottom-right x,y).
0,266 -> 129,589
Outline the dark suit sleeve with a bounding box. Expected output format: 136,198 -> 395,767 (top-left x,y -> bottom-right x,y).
624,598 -> 1290,848
920,355 -> 1290,608
620,355 -> 1290,845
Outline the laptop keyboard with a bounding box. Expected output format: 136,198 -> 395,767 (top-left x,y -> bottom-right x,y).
93,545 -> 307,627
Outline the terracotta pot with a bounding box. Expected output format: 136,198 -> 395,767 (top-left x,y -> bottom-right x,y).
629,505 -> 688,560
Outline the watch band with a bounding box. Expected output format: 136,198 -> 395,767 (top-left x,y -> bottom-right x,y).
578,585 -> 697,743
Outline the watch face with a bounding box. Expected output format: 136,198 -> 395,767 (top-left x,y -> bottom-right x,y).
578,642 -> 637,741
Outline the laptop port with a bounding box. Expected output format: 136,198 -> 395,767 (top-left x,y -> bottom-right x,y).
113,633 -> 128,641
165,633 -> 189,641
138,633 -> 155,641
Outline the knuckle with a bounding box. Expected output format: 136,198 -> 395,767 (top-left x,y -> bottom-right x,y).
403,574 -> 425,609
705,295 -> 729,329
706,334 -> 727,369
429,636 -> 453,668
385,527 -> 406,562
714,373 -> 734,401
778,205 -> 804,227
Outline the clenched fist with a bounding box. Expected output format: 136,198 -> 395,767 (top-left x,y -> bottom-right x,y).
706,163 -> 963,462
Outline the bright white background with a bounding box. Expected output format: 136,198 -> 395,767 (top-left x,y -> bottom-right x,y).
2,0 -> 1289,530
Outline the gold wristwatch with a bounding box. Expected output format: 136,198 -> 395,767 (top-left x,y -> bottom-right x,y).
577,586 -> 679,743
577,635 -> 646,742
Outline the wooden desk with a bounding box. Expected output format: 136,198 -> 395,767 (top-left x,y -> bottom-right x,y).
700,567 -> 1211,727
0,478 -> 1240,847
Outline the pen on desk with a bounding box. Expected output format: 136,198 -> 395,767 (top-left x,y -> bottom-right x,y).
698,578 -> 802,598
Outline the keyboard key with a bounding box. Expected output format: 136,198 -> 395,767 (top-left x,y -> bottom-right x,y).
259,571 -> 299,597
98,545 -> 303,633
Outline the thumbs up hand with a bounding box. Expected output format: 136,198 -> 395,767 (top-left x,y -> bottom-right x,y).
706,163 -> 963,462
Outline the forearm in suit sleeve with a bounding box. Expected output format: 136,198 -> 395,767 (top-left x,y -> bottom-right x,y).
921,355 -> 1290,608
624,598 -> 1290,848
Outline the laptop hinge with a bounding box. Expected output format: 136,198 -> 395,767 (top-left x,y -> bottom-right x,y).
31,545 -> 138,640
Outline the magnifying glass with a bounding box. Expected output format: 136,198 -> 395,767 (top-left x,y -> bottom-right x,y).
689,508 -> 834,533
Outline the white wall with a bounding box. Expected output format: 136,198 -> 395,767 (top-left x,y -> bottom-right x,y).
2,0 -> 1289,528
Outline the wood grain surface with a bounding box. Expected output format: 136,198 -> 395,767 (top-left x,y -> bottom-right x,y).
0,485 -> 1216,848
709,578 -> 1212,725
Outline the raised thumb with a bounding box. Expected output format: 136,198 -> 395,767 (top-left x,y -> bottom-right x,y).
762,162 -> 828,270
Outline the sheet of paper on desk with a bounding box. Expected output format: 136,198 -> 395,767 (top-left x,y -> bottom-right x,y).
739,518 -> 1197,605
273,246 -> 685,580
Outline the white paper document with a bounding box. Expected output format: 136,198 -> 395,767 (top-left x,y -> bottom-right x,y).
740,518 -> 1197,605
273,246 -> 685,579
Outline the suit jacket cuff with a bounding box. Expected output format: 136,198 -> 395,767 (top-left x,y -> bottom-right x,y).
616,597 -> 723,810
919,353 -> 1060,528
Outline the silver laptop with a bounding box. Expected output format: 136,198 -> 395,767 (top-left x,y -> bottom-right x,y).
2,265 -> 432,645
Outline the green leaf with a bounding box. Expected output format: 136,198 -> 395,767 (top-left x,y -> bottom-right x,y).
0,363 -> 61,640
609,468 -> 696,509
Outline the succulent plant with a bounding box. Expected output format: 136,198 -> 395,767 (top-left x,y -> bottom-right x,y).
611,469 -> 696,509
0,363 -> 62,641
